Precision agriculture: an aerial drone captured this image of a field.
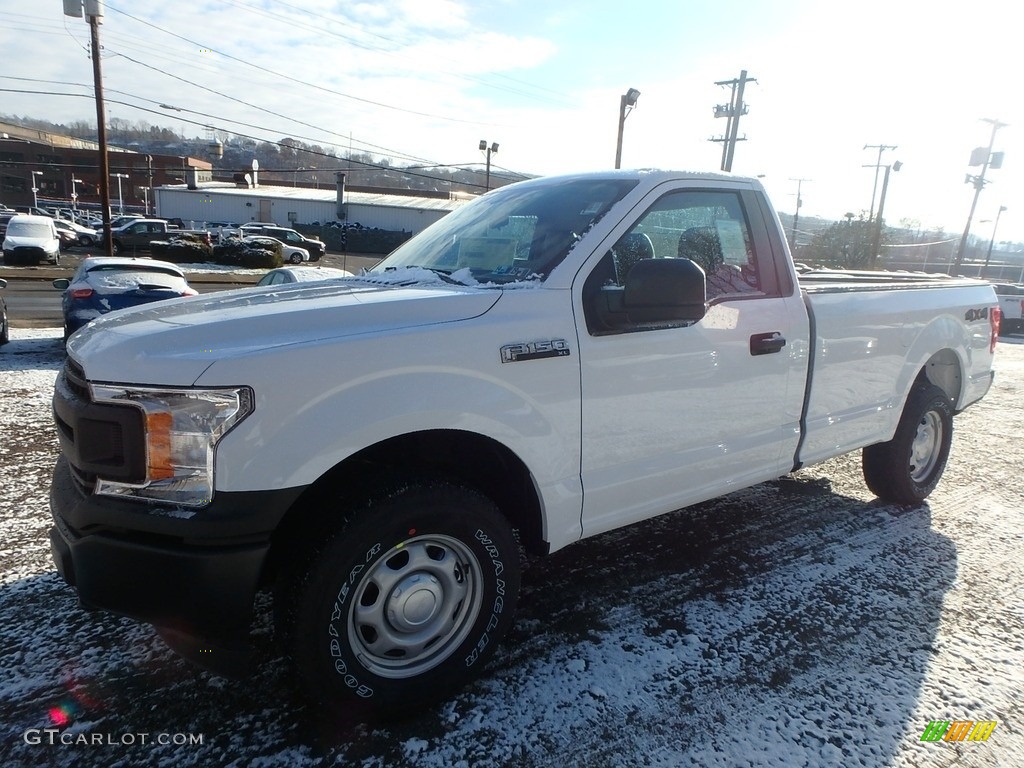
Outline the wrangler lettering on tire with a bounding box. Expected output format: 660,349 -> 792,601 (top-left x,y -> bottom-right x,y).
279,480 -> 520,714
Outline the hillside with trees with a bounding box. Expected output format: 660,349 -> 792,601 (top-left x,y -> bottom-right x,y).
1,113 -> 524,196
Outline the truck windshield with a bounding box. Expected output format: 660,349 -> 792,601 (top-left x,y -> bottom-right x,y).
371,177 -> 638,284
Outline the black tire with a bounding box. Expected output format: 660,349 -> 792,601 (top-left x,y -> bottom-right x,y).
277,480 -> 520,716
79,235 -> 94,247
862,383 -> 953,504
111,240 -> 121,255
289,251 -> 303,264
0,311 -> 8,345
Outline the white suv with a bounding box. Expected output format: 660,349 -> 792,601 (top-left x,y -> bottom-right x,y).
2,214 -> 61,265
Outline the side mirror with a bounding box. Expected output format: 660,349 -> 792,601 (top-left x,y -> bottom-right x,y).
52,278 -> 70,290
622,258 -> 707,324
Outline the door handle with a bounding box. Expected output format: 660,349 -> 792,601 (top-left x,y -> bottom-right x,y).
750,331 -> 786,356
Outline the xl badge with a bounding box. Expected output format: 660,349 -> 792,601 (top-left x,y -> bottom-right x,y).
500,339 -> 571,363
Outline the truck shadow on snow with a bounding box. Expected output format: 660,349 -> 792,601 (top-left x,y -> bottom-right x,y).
0,473 -> 956,767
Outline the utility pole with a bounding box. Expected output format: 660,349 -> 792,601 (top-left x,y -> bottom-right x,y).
984,205 -> 1007,271
710,70 -> 756,172
863,144 -> 897,223
65,1 -> 114,256
952,118 -> 1007,274
869,161 -> 902,269
789,178 -> 810,250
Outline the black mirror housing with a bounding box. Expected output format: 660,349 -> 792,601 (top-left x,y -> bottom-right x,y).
623,258 -> 707,324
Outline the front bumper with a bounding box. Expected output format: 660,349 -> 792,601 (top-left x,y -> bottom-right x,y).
49,455 -> 304,674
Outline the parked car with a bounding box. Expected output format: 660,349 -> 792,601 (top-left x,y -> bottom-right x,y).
993,282 -> 1024,335
2,214 -> 61,265
240,225 -> 326,260
238,222 -> 277,233
53,218 -> 98,248
52,256 -> 198,341
0,277 -> 8,345
13,205 -> 55,217
242,235 -> 310,264
256,265 -> 353,285
0,213 -> 12,239
92,214 -> 145,233
53,220 -> 79,249
204,221 -> 241,241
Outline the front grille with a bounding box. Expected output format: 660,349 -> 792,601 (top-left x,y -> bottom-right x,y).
52,364 -> 146,486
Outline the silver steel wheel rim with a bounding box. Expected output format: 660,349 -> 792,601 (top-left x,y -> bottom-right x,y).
910,410 -> 943,483
347,534 -> 482,679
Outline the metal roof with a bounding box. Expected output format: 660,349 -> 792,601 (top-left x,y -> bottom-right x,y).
160,183 -> 468,213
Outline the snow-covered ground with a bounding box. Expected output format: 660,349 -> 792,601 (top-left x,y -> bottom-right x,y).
1,328 -> 1022,767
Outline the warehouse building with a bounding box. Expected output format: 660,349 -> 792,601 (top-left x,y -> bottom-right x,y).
154,171 -> 470,234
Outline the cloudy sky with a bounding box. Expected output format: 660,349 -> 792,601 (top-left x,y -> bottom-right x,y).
4,0 -> 1022,242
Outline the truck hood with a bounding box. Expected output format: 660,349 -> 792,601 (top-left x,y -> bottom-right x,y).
67,276 -> 502,386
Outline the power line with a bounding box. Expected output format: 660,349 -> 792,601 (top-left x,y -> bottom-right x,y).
0,88 -> 520,190
104,3 -> 507,127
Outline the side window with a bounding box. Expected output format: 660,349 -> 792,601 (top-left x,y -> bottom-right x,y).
582,189 -> 764,335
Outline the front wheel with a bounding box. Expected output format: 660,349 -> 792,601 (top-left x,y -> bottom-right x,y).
862,383 -> 953,504
277,481 -> 521,715
289,251 -> 303,264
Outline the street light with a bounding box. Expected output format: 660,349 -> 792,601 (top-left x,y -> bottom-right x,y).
71,177 -> 84,211
30,170 -> 43,208
614,87 -> 641,169
984,205 -> 1008,271
478,140 -> 498,191
110,173 -> 129,214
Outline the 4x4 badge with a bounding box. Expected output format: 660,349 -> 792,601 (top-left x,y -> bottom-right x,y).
500,339 -> 571,363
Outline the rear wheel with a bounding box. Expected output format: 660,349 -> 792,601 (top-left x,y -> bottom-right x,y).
276,480 -> 520,716
862,383 -> 953,504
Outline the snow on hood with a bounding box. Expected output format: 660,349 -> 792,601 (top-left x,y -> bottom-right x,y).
67,277 -> 502,386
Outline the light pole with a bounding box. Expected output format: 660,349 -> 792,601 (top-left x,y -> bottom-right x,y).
111,173 -> 129,214
71,177 -> 84,212
984,205 -> 1008,271
614,87 -> 640,169
478,140 -> 498,191
31,170 -> 43,208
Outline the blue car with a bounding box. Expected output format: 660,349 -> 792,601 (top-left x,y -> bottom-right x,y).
53,257 -> 198,342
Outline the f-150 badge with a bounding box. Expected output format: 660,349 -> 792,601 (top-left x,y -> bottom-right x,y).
500,339 -> 571,363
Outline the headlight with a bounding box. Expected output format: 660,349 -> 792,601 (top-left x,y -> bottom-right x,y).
90,385 -> 253,507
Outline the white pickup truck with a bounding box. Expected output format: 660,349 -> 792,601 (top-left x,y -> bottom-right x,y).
993,283 -> 1024,334
49,170 -> 1000,715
